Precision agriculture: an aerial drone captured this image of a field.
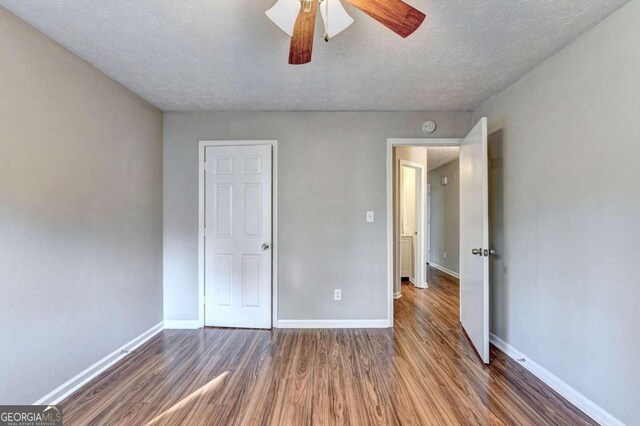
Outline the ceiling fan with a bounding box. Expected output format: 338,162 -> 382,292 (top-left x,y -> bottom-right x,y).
266,0 -> 426,64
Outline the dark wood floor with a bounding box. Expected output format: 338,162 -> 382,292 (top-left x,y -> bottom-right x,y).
61,267 -> 595,425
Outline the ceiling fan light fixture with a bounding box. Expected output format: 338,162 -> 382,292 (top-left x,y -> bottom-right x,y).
267,0 -> 426,64
265,0 -> 300,37
320,0 -> 354,39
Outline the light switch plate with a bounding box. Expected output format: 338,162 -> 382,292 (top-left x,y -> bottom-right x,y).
334,289 -> 342,301
366,211 -> 374,223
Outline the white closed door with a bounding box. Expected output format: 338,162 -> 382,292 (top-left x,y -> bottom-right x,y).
204,145 -> 272,329
459,118 -> 490,363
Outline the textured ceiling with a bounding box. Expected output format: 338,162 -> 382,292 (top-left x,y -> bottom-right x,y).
0,0 -> 628,111
427,147 -> 458,171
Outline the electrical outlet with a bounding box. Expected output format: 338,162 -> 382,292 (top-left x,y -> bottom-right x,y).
443,252 -> 447,259
334,289 -> 342,301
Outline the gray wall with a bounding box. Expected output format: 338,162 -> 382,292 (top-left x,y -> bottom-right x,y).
474,0 -> 640,423
427,159 -> 459,274
164,111 -> 472,321
0,7 -> 163,404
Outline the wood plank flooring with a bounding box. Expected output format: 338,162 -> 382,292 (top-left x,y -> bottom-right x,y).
61,267 -> 596,425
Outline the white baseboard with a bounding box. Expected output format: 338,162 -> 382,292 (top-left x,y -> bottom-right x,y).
490,333 -> 624,426
428,262 -> 460,279
34,321 -> 164,405
277,319 -> 390,329
394,291 -> 402,299
164,320 -> 202,329
408,277 -> 416,284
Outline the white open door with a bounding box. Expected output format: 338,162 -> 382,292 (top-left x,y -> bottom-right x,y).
204,144 -> 272,329
459,118 -> 490,363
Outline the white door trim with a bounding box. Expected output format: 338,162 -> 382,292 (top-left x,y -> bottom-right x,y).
198,140 -> 278,328
426,182 -> 432,264
387,138 -> 462,327
399,159 -> 426,290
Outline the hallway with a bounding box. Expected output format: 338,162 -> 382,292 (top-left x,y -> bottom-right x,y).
60,268 -> 594,425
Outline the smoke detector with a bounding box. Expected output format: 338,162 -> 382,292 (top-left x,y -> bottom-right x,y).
422,120 -> 437,133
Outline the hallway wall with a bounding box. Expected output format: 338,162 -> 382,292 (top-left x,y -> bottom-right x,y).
427,159 -> 460,275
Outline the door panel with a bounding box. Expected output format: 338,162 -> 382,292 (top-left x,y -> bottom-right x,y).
400,236 -> 412,278
215,255 -> 233,306
243,184 -> 262,237
242,255 -> 261,307
459,118 -> 490,363
215,184 -> 233,237
205,145 -> 272,329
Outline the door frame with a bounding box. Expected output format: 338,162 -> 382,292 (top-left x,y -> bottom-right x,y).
387,138 -> 461,327
426,182 -> 431,264
399,159 -> 426,288
198,140 -> 279,328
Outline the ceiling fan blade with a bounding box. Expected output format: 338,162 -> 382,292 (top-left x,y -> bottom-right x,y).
289,0 -> 319,65
345,0 -> 425,38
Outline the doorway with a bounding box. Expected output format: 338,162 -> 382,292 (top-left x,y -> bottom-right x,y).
198,140 -> 278,329
387,118 -> 491,364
